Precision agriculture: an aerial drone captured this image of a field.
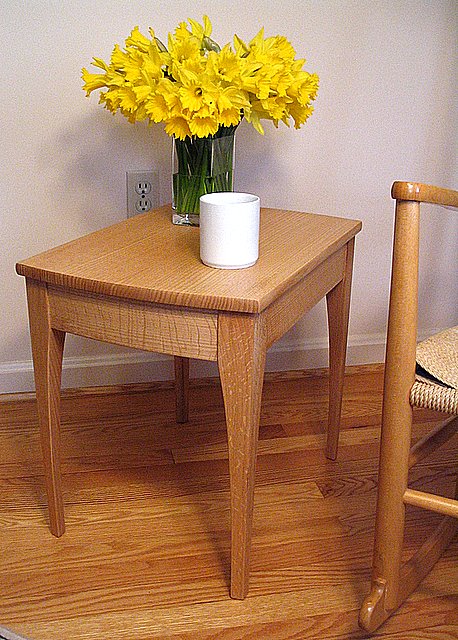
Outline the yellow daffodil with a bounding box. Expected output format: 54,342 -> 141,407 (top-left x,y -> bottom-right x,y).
168,34 -> 202,68
233,34 -> 250,57
164,115 -> 192,139
81,69 -> 108,95
218,107 -> 242,127
112,46 -> 145,83
125,26 -> 151,53
189,115 -> 219,138
179,83 -> 207,113
172,21 -> 194,42
82,16 -> 318,139
206,46 -> 241,83
144,93 -> 169,122
188,15 -> 212,40
215,86 -> 250,113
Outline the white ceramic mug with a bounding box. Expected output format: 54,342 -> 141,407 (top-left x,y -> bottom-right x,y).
199,192 -> 260,269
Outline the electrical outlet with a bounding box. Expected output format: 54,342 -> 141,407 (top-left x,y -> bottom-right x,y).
126,170 -> 159,217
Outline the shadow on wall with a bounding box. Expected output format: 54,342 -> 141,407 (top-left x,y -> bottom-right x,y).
234,119 -> 288,204
34,104 -> 296,231
35,111 -> 171,228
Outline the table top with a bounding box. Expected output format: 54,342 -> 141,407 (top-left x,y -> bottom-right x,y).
16,205 -> 361,313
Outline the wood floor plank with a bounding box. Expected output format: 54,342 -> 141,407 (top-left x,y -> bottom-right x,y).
0,366 -> 456,639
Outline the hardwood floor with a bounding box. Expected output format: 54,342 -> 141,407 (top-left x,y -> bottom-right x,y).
0,365 -> 456,639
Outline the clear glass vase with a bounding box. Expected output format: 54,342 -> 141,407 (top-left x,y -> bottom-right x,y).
172,127 -> 236,226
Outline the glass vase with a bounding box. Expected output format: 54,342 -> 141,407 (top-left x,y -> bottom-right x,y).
172,127 -> 236,226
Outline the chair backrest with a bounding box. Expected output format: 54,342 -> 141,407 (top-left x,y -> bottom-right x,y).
385,182 -> 458,414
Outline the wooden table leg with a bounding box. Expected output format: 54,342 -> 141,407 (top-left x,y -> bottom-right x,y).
218,313 -> 266,599
26,279 -> 66,537
174,356 -> 189,423
325,238 -> 355,460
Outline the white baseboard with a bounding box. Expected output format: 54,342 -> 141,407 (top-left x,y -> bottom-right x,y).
0,333 -> 387,395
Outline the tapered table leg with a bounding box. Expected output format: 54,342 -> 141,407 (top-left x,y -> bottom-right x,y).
218,313 -> 266,599
325,238 -> 355,460
174,356 -> 189,423
26,279 -> 66,537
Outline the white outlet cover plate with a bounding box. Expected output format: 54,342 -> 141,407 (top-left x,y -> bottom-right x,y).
127,170 -> 159,217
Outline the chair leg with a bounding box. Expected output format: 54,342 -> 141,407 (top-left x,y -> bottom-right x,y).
398,514 -> 457,601
359,402 -> 414,631
360,494 -> 457,632
360,411 -> 458,632
360,197 -> 421,631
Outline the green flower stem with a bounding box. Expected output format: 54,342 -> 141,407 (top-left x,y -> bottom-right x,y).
173,127 -> 236,218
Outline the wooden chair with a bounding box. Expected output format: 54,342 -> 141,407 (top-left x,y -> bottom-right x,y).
359,181 -> 458,632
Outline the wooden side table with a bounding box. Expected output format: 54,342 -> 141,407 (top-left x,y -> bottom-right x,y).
16,205 -> 361,599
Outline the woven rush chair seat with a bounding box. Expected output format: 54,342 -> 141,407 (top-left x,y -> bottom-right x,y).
410,379 -> 458,414
411,326 -> 458,414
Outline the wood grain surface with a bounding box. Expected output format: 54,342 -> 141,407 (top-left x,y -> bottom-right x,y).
48,286 -> 218,361
1,365 -> 456,639
16,206 -> 361,313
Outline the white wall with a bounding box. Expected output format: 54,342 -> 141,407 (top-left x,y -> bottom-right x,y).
1,0 -> 457,392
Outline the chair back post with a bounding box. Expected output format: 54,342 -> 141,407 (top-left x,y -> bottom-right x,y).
384,197 -> 420,416
372,195 -> 420,608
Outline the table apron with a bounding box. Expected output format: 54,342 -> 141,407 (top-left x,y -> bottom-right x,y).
48,286 -> 218,361
265,245 -> 347,349
45,244 -> 346,363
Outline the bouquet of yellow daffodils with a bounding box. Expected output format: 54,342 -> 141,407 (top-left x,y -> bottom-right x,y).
82,15 -> 318,137
82,16 -> 319,222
